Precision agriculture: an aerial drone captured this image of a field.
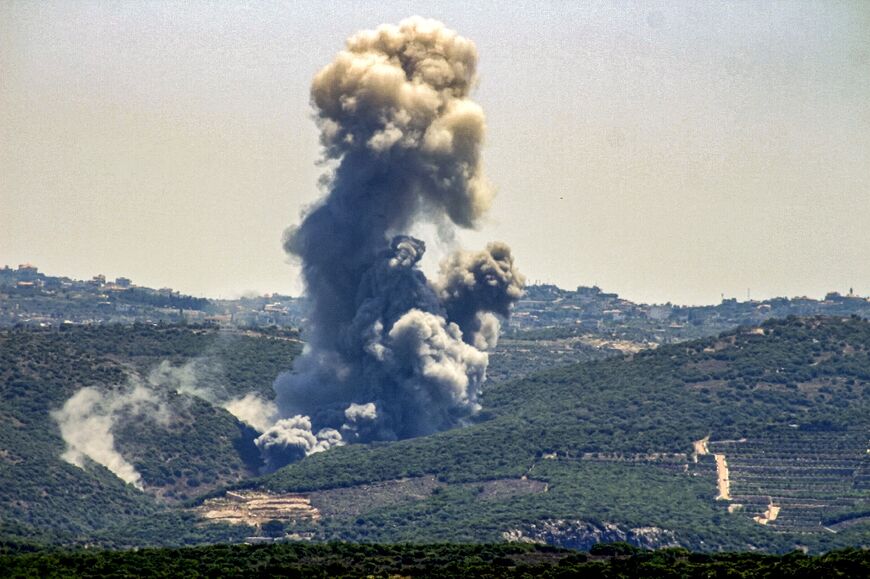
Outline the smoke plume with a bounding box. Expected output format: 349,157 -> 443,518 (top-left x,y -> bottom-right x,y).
255,416 -> 343,472
224,392 -> 279,433
434,242 -> 526,350
52,359 -> 280,487
266,17 -> 523,469
152,358 -> 279,433
51,379 -> 170,489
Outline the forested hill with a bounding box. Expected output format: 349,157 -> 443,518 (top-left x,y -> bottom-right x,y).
254,316 -> 869,552
1,317 -> 867,552
0,324 -> 302,547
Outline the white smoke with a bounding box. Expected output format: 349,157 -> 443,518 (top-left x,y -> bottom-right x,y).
255,416 -> 344,472
52,357 -> 283,487
224,393 -> 279,434
149,360 -> 203,396
345,402 -> 378,422
51,380 -> 170,489
150,358 -> 279,434
387,309 -> 487,413
340,402 -> 380,442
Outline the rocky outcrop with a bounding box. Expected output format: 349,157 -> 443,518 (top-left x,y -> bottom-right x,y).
503,519 -> 681,550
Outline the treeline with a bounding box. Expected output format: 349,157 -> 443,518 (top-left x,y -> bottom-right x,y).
1,543 -> 867,578
113,288 -> 210,311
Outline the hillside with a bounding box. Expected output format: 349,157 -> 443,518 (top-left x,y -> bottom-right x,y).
0,324 -> 301,546
0,320 -> 609,549
1,317 -> 867,552
238,316 -> 869,552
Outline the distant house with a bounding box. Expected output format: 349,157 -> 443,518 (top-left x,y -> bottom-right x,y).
264,303 -> 289,314
602,309 -> 624,321
576,286 -> 602,297
648,305 -> 672,321
17,264 -> 38,281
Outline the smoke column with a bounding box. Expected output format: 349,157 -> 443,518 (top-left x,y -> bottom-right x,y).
52,379 -> 170,489
264,17 -> 524,468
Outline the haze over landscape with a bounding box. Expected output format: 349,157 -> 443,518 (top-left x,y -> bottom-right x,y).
1,3 -> 868,576
2,1 -> 868,304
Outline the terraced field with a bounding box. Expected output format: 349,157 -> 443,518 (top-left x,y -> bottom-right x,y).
707,429 -> 869,534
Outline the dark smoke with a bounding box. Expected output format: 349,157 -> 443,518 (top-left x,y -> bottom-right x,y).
261,17 -> 524,469
435,242 -> 525,350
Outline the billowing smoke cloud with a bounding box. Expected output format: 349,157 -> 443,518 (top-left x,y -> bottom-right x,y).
341,402 -> 379,442
255,416 -> 343,472
51,380 -> 170,489
434,242 -> 525,350
267,17 -> 523,469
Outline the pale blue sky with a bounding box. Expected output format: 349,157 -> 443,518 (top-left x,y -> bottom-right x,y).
1,1 -> 868,304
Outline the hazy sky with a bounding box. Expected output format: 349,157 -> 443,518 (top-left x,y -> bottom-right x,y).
2,1 -> 868,305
